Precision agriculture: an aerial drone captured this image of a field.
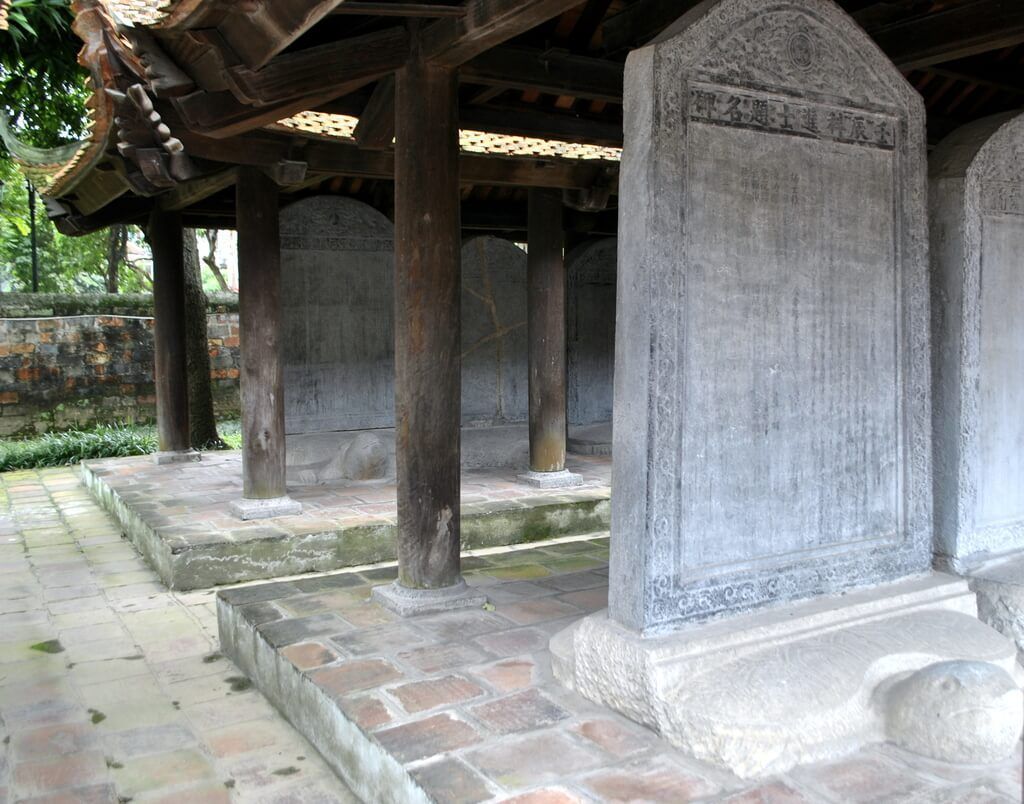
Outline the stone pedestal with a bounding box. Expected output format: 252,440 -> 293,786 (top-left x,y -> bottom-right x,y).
552,574 -> 1021,779
229,495 -> 301,521
517,469 -> 583,489
371,579 -> 487,617
556,0 -> 1020,777
152,449 -> 201,466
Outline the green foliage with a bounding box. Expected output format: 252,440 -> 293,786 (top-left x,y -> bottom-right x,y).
0,420 -> 241,471
0,0 -> 88,151
219,420 -> 243,450
0,157 -> 153,292
0,424 -> 158,471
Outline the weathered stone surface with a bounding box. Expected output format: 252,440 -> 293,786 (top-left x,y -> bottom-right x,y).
554,575 -> 1019,778
517,469 -> 583,489
281,196 -> 395,435
930,112 -> 1024,570
370,579 -> 488,618
968,552 -> 1024,661
281,206 -> 550,438
462,236 -> 529,426
610,0 -> 931,633
567,238 -> 616,428
885,661 -> 1022,764
228,495 -> 301,521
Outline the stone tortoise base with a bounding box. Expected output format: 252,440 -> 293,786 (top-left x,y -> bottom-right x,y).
81,450 -> 610,591
217,538 -> 1024,803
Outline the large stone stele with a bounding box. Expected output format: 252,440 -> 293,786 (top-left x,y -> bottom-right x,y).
930,112 -> 1024,658
280,196 -> 395,435
553,0 -> 1020,778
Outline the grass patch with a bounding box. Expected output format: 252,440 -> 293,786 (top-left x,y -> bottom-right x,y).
226,676 -> 252,692
30,639 -> 64,654
0,421 -> 242,472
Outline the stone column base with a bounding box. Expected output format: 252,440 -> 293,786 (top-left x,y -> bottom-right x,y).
517,469 -> 584,489
229,495 -> 302,521
371,578 -> 488,617
153,449 -> 201,466
551,573 -> 1021,779
968,551 -> 1024,664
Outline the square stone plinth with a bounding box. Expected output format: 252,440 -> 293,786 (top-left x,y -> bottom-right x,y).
371,580 -> 488,617
216,542 -> 1021,804
517,470 -> 584,489
229,495 -> 302,521
152,449 -> 201,465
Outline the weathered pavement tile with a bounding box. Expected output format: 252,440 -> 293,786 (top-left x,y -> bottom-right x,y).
0,467 -> 356,803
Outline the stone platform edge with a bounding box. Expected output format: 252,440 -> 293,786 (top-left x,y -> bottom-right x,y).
217,593 -> 432,804
80,459 -> 610,590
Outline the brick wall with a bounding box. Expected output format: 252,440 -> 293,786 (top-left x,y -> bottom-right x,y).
0,294 -> 240,437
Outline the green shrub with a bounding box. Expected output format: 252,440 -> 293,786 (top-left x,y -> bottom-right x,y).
219,420 -> 243,450
0,420 -> 243,472
0,424 -> 158,471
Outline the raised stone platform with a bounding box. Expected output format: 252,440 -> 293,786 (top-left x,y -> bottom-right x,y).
81,450 -> 610,590
217,541 -> 1024,803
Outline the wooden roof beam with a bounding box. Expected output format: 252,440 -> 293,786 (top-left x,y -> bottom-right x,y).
224,27 -> 408,106
872,0 -> 1024,71
330,2 -> 467,16
353,76 -> 397,149
178,127 -> 617,190
461,46 -> 623,103
422,0 -> 587,68
218,0 -> 347,70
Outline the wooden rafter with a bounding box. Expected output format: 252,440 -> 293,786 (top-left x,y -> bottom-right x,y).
223,27 -> 408,106
422,0 -> 586,67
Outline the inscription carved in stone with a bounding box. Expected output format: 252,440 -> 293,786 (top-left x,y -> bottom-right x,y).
610,0 -> 930,632
931,113 -> 1024,566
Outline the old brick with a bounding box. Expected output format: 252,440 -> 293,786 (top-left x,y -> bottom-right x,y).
388,675 -> 485,714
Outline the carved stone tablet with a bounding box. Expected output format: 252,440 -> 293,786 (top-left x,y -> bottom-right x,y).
611,0 -> 930,632
930,112 -> 1024,568
461,236 -> 528,426
567,238 -> 616,427
280,196 -> 395,434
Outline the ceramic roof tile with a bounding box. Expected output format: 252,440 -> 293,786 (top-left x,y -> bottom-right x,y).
276,112 -> 622,163
105,0 -> 173,25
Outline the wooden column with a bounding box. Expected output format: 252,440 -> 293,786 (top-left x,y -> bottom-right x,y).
232,167 -> 298,517
527,188 -> 569,473
392,50 -> 463,592
148,209 -> 191,456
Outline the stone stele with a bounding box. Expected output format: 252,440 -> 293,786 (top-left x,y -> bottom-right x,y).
567,238 -> 616,430
553,0 -> 1020,777
280,196 -> 395,435
929,112 -> 1024,658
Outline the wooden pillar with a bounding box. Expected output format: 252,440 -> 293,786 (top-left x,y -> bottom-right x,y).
527,188 -> 569,473
148,209 -> 192,458
231,167 -> 299,518
391,50 -> 465,594
521,189 -> 581,489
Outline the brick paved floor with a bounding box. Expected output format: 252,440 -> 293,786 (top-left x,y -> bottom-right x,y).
0,467 -> 358,803
219,539 -> 1024,804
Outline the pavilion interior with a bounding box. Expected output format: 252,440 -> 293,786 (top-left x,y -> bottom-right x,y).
8,0 -> 1024,801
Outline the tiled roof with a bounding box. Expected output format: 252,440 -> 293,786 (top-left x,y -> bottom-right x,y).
276,111 -> 622,163
105,0 -> 172,25
0,1 -> 10,32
